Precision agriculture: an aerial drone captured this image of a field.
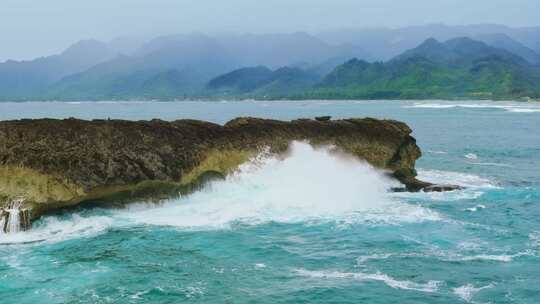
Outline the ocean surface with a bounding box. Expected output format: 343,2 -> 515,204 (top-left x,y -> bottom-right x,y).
1,100 -> 539,303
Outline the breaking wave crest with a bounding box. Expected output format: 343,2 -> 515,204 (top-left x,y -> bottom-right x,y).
119,141 -> 440,229
404,102 -> 540,113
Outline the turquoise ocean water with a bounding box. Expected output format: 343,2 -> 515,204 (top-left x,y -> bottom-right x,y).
0,100 -> 539,303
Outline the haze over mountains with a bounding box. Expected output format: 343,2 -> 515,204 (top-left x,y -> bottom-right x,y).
1,24 -> 539,101
318,24 -> 540,63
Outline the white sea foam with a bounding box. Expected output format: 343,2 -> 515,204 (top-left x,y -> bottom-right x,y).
416,169 -> 498,189
427,150 -> 448,154
467,162 -> 513,168
439,250 -> 533,263
465,204 -> 486,212
456,254 -> 515,262
0,214 -> 115,245
506,108 -> 540,113
465,153 -> 478,160
355,247 -> 528,266
406,103 -> 457,109
405,102 -> 540,113
294,268 -> 441,293
453,283 -> 494,302
391,169 -> 497,202
356,253 -> 393,264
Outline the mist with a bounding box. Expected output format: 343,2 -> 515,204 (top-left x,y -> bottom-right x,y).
1,0 -> 539,61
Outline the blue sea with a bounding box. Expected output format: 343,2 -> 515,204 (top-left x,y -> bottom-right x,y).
1,100 -> 539,303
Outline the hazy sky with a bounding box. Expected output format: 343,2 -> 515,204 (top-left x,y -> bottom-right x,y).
1,0 -> 539,61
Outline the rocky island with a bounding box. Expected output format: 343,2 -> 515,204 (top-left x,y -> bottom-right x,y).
0,117 -> 455,232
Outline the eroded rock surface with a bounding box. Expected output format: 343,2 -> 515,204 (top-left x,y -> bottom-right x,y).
0,117 -> 440,222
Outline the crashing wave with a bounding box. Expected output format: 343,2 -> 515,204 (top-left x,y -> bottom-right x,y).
0,141 -> 442,244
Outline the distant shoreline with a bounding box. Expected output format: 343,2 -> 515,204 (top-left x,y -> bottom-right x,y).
0,97 -> 539,103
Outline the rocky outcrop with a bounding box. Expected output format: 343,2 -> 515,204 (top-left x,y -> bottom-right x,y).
0,117 -> 442,226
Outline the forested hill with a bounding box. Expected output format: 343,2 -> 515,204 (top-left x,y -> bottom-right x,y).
205,37 -> 540,100
1,35 -> 540,101
302,37 -> 540,100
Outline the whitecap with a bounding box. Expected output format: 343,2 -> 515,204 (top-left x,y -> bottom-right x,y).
453,283 -> 494,302
356,253 -> 393,264
405,103 -> 457,109
458,255 -> 513,262
404,102 -> 540,114
468,162 -> 512,168
465,204 -> 486,212
506,108 -> 540,113
416,169 -> 498,189
427,150 -> 448,154
294,268 -> 441,293
465,153 -> 478,160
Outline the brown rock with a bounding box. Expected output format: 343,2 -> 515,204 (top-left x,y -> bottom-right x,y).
315,116 -> 332,122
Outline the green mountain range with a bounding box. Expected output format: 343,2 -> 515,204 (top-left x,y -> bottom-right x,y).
300,38 -> 540,99
305,37 -> 540,99
204,37 -> 540,100
206,66 -> 320,98
1,34 -> 540,101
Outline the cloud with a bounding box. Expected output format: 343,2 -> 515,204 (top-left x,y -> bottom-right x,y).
0,0 -> 538,61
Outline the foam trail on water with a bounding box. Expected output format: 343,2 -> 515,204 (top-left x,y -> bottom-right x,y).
416,169 -> 498,189
404,102 -> 540,113
294,268 -> 441,293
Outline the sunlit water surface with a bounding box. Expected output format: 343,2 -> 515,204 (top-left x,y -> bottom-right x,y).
1,100 -> 539,303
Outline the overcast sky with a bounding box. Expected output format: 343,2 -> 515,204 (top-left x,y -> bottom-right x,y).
1,0 -> 538,61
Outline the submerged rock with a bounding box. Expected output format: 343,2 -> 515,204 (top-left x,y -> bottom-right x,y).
422,184 -> 463,192
0,116 -> 449,226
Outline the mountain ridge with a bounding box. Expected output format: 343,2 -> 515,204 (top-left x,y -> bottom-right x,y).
1,30 -> 539,101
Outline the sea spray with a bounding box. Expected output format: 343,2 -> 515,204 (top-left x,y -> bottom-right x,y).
118,141 -> 440,229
